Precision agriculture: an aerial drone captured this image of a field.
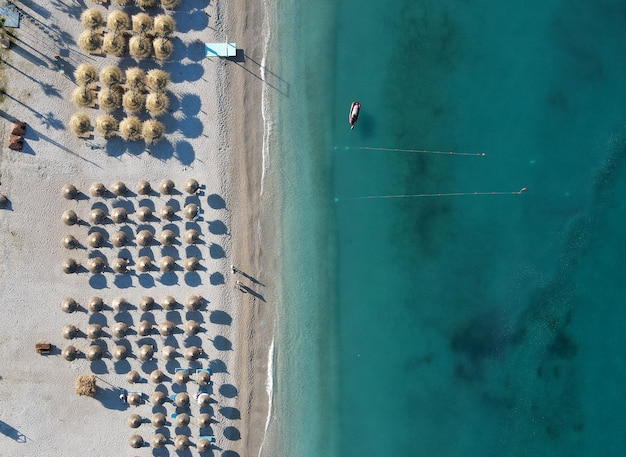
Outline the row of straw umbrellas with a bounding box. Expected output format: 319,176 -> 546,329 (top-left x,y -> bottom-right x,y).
70,113 -> 164,142
62,254 -> 202,274
62,203 -> 199,224
62,178 -> 200,198
62,227 -> 201,248
127,434 -> 213,451
91,0 -> 181,9
61,294 -> 203,313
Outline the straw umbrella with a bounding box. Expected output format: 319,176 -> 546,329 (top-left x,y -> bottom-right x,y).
98,87 -> 122,112
111,207 -> 128,223
90,182 -> 107,197
126,370 -> 140,383
112,297 -> 128,312
78,30 -> 102,54
137,320 -> 152,336
151,411 -> 166,426
144,93 -> 169,117
137,0 -> 157,8
114,0 -> 131,5
113,345 -> 128,360
154,15 -> 175,36
183,229 -> 200,244
158,320 -> 176,336
129,35 -> 152,58
136,206 -> 152,222
159,228 -> 176,244
146,69 -> 169,93
197,392 -> 211,407
136,256 -> 152,272
111,181 -> 127,196
182,203 -> 198,220
112,257 -> 129,274
158,178 -> 175,195
197,413 -> 211,428
69,113 -> 91,137
119,116 -> 143,141
159,256 -> 175,272
111,231 -> 128,247
62,324 -> 79,339
107,10 -> 130,32
149,370 -> 164,383
183,178 -> 199,194
161,0 -> 181,10
153,37 -> 173,61
184,295 -> 202,311
161,295 -> 176,310
174,435 -> 190,451
86,344 -> 103,361
88,232 -> 104,248
95,115 -> 118,138
61,183 -> 78,199
127,414 -> 142,428
125,67 -> 145,91
129,392 -> 143,403
62,234 -> 79,249
184,346 -> 201,361
174,392 -> 189,407
136,179 -> 151,195
184,257 -> 200,272
72,86 -> 95,108
138,344 -> 154,361
62,258 -> 79,273
197,438 -> 212,452
161,345 -> 177,360
74,63 -> 98,86
100,65 -> 124,88
136,229 -> 153,246
197,371 -> 211,386
138,296 -> 155,311
62,345 -> 79,361
80,9 -> 104,30
86,324 -> 102,339
89,208 -> 107,224
174,413 -> 190,427
60,297 -> 78,313
174,369 -> 189,385
152,433 -> 167,448
122,91 -> 144,114
87,257 -> 106,274
88,296 -> 104,313
132,12 -> 153,33
112,322 -> 129,338
142,119 -> 164,144
129,434 -> 143,448
62,211 -> 80,225
102,33 -> 126,56
184,320 -> 200,335
151,393 -> 167,408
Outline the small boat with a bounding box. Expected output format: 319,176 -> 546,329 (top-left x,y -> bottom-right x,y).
348,102 -> 360,129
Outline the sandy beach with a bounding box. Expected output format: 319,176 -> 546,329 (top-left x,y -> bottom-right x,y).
0,0 -> 272,455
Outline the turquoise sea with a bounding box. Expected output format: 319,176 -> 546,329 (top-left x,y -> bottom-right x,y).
264,1 -> 626,456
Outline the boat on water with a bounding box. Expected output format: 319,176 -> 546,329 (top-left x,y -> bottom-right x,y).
349,102 -> 360,129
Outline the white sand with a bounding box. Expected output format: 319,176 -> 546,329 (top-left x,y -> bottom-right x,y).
0,0 -> 271,455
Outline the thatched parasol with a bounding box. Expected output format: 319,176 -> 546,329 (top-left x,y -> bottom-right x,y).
183,229 -> 200,244
107,10 -> 130,31
60,297 -> 78,313
88,231 -> 104,248
137,0 -> 157,8
86,344 -> 103,361
61,183 -> 78,199
159,256 -> 176,272
184,257 -> 200,272
86,323 -> 103,339
98,87 -> 122,112
197,413 -> 211,428
182,203 -> 198,220
62,324 -> 79,339
129,434 -> 144,448
129,35 -> 152,58
122,91 -> 144,114
62,234 -> 79,249
152,433 -> 167,448
78,30 -> 102,54
125,67 -> 145,91
132,12 -> 153,33
62,258 -> 80,274
127,414 -> 142,428
149,369 -> 164,383
112,257 -> 129,274
161,345 -> 177,360
80,8 -> 104,30
95,115 -> 118,138
112,297 -> 128,312
197,438 -> 213,452
87,257 -> 106,274
161,295 -> 176,310
142,119 -> 164,144
113,0 -> 131,5
90,182 -> 107,197
100,65 -> 124,88
183,178 -> 199,194
184,319 -> 200,335
102,33 -> 126,56
153,37 -> 173,61
145,93 -> 169,117
158,320 -> 176,336
126,370 -> 140,383
158,178 -> 175,195
75,375 -> 97,396
151,393 -> 167,408
136,229 -> 153,246
174,413 -> 190,427
62,345 -> 79,361
174,392 -> 189,408
174,434 -> 190,451
88,296 -> 104,313
138,344 -> 154,361
146,69 -> 169,93
154,15 -> 175,36
69,113 -> 92,137
136,256 -> 153,272
161,0 -> 181,10
119,116 -> 143,141
112,322 -> 129,338
111,207 -> 128,223
174,369 -> 189,385
138,296 -> 155,311
72,86 -> 95,108
197,371 -> 211,386
184,346 -> 202,361
111,231 -> 128,247
137,320 -> 152,336
74,63 -> 98,86
136,179 -> 151,195
198,392 -> 211,407
136,206 -> 152,222
184,295 -> 202,311
159,227 -> 176,243
128,392 -> 142,406
111,181 -> 127,196
113,345 -> 128,360
89,208 -> 107,224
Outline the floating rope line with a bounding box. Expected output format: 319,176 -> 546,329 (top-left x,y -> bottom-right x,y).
335,188 -> 527,202
336,146 -> 487,157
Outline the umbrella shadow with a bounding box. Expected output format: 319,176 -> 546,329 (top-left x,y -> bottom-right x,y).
219,384 -> 238,398
209,272 -> 224,285
207,194 -> 227,209
209,310 -> 232,326
0,420 -> 28,443
175,140 -> 195,165
209,243 -> 225,259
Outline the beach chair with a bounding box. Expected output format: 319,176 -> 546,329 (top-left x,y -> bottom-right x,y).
199,435 -> 216,442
